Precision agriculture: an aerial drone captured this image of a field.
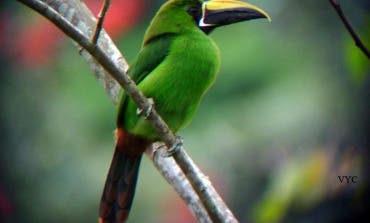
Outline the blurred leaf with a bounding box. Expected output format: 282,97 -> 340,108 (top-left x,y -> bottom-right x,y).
252,151 -> 329,223
344,19 -> 370,83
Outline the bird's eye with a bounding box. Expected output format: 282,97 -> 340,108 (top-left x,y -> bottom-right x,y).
187,6 -> 201,22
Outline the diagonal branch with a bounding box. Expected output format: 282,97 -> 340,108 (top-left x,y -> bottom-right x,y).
329,0 -> 370,59
146,144 -> 212,223
16,0 -> 239,222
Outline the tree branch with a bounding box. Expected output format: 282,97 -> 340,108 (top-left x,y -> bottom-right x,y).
329,0 -> 370,59
173,148 -> 239,223
16,0 -> 239,222
146,144 -> 212,223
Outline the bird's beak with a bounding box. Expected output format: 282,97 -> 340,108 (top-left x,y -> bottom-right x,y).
199,0 -> 271,28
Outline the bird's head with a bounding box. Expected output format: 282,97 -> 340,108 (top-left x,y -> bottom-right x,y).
144,0 -> 270,43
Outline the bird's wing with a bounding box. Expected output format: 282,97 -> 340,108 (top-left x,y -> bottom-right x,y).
129,34 -> 174,84
116,34 -> 175,126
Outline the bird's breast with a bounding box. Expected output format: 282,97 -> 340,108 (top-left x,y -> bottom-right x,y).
132,33 -> 221,135
168,34 -> 220,96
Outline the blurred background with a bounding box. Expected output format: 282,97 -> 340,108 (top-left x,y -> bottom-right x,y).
0,0 -> 369,222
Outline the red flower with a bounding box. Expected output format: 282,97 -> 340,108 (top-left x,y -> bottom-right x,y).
3,0 -> 145,67
88,0 -> 145,38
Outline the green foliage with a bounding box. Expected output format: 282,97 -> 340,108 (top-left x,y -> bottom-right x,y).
344,20 -> 370,82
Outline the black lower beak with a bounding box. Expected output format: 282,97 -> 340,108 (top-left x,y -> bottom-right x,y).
199,0 -> 270,32
204,7 -> 269,26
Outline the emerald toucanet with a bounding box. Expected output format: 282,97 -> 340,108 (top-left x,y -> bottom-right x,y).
99,0 -> 269,222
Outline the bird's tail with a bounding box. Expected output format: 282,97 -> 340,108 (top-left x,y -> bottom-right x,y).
99,128 -> 149,223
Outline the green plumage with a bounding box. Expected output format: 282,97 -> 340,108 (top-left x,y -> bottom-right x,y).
100,1 -> 270,222
117,0 -> 220,139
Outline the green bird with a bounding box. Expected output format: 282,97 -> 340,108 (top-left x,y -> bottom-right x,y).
99,0 -> 269,222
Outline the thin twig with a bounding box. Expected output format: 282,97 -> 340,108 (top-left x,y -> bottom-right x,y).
16,0 -> 239,222
92,0 -> 110,45
329,0 -> 370,59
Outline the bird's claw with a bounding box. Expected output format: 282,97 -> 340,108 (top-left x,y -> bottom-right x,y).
136,98 -> 154,119
165,136 -> 183,157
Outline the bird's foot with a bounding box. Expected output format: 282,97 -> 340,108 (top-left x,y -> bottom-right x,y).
136,98 -> 154,119
165,136 -> 183,157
